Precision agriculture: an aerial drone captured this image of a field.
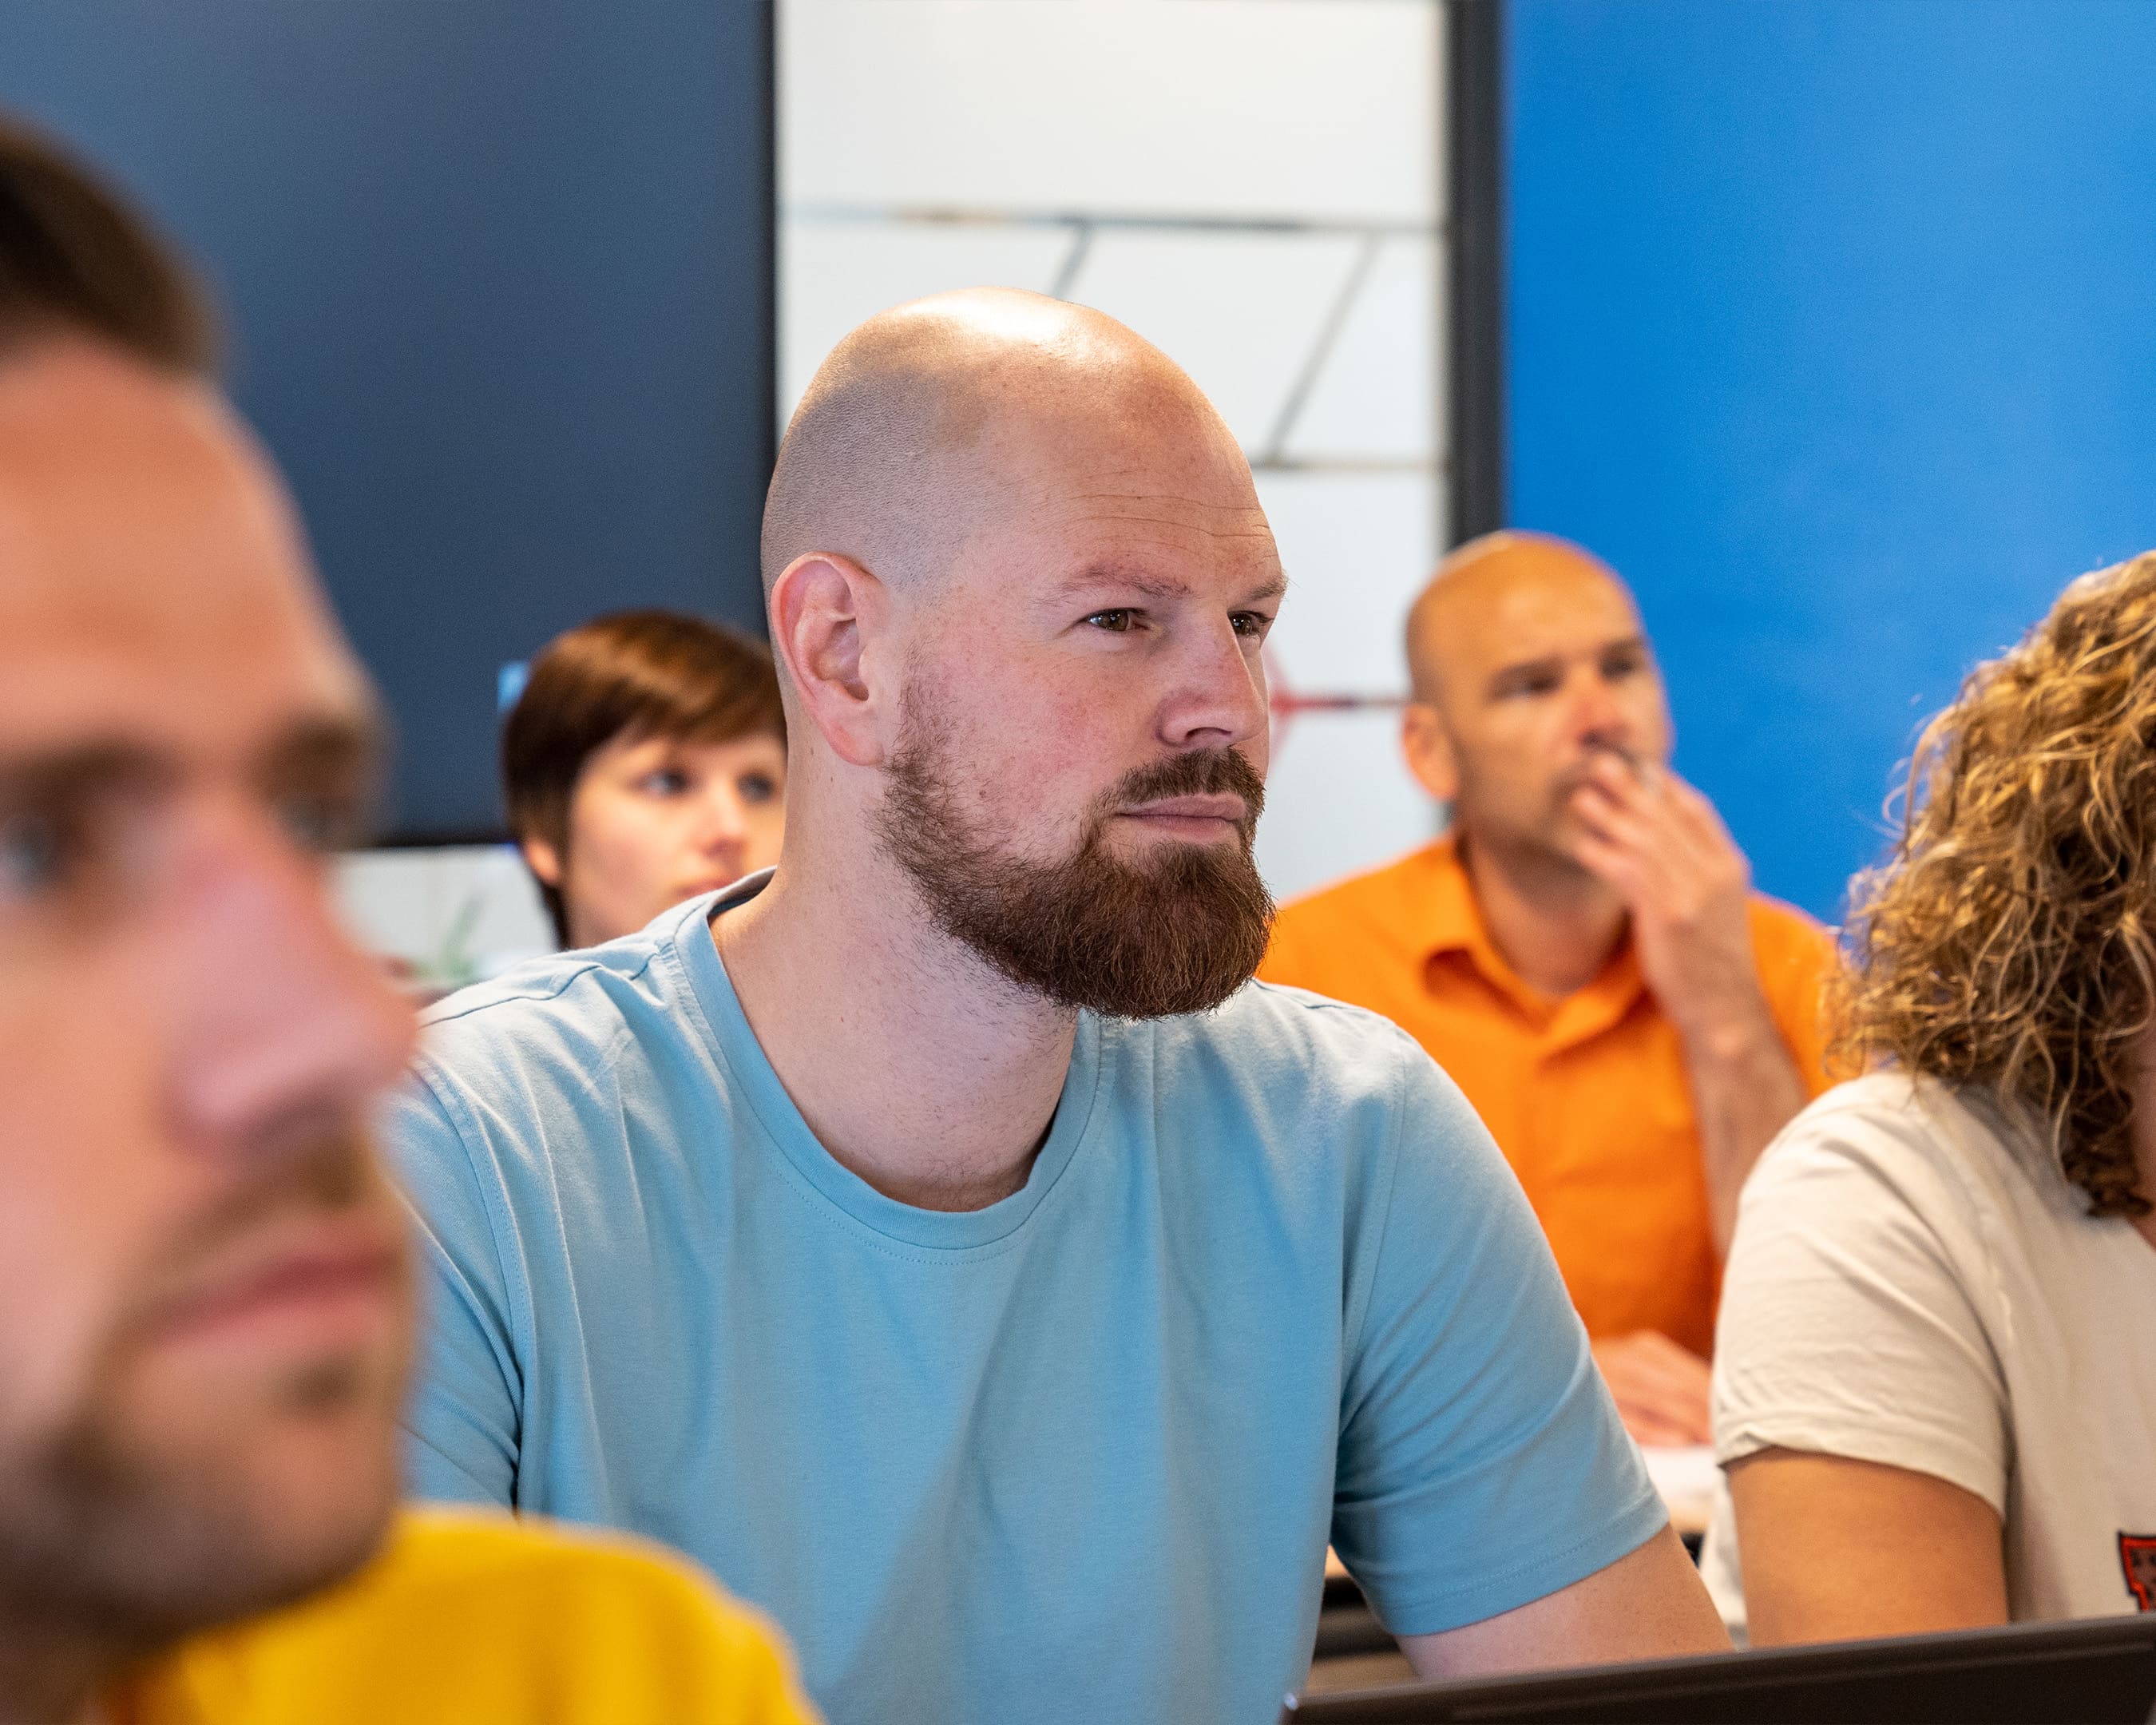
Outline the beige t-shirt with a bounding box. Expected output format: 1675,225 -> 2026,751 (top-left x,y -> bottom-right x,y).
1702,1073 -> 2156,1632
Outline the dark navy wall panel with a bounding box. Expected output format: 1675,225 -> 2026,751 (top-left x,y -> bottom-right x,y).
1507,0 -> 2156,919
0,2 -> 775,839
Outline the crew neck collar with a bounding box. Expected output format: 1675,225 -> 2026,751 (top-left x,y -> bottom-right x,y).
662,877 -> 1104,1253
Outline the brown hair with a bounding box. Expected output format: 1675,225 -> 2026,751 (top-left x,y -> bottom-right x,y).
501,609 -> 785,945
0,117 -> 215,374
1837,550 -> 2156,1216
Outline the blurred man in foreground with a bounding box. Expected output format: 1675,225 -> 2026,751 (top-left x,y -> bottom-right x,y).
391,290 -> 1726,1725
1262,533 -> 1834,1444
0,120 -> 814,1724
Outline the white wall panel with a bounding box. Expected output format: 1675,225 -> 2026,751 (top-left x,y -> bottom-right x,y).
1256,709 -> 1434,902
780,219 -> 1077,416
783,0 -> 1440,223
1257,470 -> 1437,694
1283,235 -> 1442,462
336,846 -> 553,985
1062,229 -> 1365,451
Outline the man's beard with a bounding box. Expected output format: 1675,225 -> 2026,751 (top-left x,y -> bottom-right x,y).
0,1134 -> 406,1660
878,711 -> 1276,1019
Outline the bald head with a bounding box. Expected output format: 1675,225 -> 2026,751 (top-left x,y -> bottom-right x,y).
761,288 -> 1231,599
1405,531 -> 1638,707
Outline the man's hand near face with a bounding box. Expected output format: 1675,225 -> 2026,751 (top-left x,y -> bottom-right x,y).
1567,755 -> 1809,1251
1590,1330 -> 1711,1447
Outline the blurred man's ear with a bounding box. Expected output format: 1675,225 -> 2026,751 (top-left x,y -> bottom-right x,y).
1401,702 -> 1460,803
521,835 -> 564,888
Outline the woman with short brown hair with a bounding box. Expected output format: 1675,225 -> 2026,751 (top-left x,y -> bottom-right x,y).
502,609 -> 786,947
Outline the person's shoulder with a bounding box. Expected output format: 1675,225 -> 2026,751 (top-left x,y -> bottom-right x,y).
1186,977 -> 1425,1078
410,900 -> 718,1085
418,937 -> 664,1045
371,1505 -> 757,1628
1744,1070 -> 2015,1223
1743,890 -> 1837,962
170,1509 -> 814,1722
1154,981 -> 1477,1156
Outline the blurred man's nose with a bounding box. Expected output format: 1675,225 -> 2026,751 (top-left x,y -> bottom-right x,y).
1159,618 -> 1270,753
1570,668 -> 1631,751
163,799 -> 415,1156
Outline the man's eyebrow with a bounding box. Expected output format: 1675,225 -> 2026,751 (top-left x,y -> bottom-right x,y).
1483,652 -> 1564,694
253,712 -> 388,838
0,713 -> 385,816
1050,566 -> 1290,605
255,712 -> 383,783
0,739 -> 179,806
1052,565 -> 1194,603
1484,633 -> 1650,692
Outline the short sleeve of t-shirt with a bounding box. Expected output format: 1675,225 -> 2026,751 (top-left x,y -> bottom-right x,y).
384,1070 -> 526,1508
1331,1029 -> 1667,1636
1713,1080 -> 2011,1513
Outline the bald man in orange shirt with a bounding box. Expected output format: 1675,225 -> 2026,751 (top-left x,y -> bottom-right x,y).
1261,532 -> 1835,1445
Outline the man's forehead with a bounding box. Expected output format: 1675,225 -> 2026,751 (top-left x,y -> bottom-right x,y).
990,493 -> 1283,600
1484,568 -> 1639,642
1445,566 -> 1643,661
0,347 -> 368,761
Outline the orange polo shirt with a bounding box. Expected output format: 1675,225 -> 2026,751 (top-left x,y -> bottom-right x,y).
1259,837 -> 1835,1356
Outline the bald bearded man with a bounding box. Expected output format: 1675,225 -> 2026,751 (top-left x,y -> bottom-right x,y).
390,298 -> 1726,1724
1262,533 -> 1835,1446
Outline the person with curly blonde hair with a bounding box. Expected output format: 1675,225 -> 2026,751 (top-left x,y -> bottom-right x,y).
1702,549 -> 2156,1644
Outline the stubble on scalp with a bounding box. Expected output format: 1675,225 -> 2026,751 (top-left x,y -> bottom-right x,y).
759,289 -> 1200,609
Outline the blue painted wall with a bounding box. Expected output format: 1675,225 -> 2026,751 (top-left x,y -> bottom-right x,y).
1507,0 -> 2156,919
0,2 -> 774,839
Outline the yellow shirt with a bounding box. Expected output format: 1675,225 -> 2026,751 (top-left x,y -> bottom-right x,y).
1260,837 -> 1836,1356
117,1509 -> 821,1725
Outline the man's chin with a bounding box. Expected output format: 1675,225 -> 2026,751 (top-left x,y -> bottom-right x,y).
0,1357 -> 411,1638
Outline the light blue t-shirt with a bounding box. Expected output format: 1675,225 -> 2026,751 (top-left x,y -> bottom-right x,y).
387,882 -> 1662,1725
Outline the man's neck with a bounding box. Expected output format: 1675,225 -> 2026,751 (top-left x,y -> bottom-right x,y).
712,844 -> 1077,1213
1456,828 -> 1627,1001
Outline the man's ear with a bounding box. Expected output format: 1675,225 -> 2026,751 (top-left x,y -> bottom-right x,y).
521,835 -> 564,889
767,551 -> 894,768
1401,701 -> 1460,803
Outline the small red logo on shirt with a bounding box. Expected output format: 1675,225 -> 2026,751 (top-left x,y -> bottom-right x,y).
2118,1534 -> 2156,1609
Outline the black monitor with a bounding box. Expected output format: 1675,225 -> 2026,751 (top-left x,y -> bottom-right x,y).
1284,1615 -> 2156,1724
0,0 -> 776,843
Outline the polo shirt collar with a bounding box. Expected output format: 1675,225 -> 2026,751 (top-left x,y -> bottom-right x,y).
1418,833 -> 1647,1049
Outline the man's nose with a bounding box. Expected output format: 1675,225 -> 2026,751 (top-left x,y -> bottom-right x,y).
161,800 -> 416,1156
1571,672 -> 1631,750
1159,620 -> 1270,754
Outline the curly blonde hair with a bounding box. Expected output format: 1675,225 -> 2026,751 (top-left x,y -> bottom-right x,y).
1837,550 -> 2156,1216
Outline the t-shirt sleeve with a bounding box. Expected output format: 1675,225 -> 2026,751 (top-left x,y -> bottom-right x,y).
1711,1097 -> 2009,1513
1331,1033 -> 1667,1637
381,1068 -> 525,1508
